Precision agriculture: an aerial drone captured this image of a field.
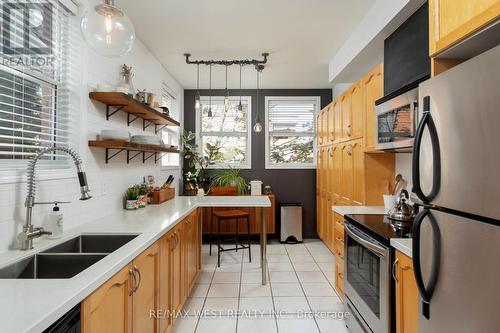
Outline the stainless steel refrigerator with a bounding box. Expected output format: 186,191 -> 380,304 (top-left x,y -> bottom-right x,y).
412,44 -> 500,333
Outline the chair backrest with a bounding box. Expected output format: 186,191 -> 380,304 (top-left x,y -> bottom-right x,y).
209,186 -> 238,196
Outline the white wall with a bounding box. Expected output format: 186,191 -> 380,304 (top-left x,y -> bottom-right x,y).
0,5 -> 183,252
395,154 -> 413,194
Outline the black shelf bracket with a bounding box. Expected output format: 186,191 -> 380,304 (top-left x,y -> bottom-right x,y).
155,152 -> 167,163
143,119 -> 155,131
155,124 -> 167,134
143,152 -> 156,163
127,113 -> 144,126
126,150 -> 142,164
105,148 -> 125,163
106,105 -> 126,120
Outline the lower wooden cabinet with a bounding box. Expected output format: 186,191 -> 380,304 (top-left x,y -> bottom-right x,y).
334,258 -> 345,298
82,210 -> 200,333
394,250 -> 419,333
81,264 -> 133,333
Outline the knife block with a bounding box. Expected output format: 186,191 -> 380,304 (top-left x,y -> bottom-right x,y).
150,187 -> 175,204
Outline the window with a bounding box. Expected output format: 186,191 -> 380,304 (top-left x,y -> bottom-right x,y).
265,96 -> 319,169
0,0 -> 77,170
160,83 -> 180,168
196,96 -> 251,169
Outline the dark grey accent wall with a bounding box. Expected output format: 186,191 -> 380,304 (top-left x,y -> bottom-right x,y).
184,89 -> 332,238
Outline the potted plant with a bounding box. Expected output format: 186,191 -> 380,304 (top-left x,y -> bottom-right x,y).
137,183 -> 149,208
124,186 -> 140,210
181,131 -> 220,194
211,168 -> 248,194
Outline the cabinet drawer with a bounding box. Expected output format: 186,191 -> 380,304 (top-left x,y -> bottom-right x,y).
334,213 -> 344,226
334,220 -> 344,240
335,258 -> 345,298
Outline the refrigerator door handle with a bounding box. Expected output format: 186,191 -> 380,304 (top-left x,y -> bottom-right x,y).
412,208 -> 441,320
412,96 -> 441,204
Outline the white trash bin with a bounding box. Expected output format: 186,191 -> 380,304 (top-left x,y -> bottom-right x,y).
280,203 -> 303,244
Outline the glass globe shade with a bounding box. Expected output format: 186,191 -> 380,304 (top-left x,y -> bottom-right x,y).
80,4 -> 135,58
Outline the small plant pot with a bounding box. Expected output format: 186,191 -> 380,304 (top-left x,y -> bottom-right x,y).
138,195 -> 147,208
126,200 -> 137,210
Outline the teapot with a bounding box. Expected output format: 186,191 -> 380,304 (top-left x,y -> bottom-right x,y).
388,189 -> 415,222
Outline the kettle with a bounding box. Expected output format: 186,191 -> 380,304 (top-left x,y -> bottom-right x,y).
388,189 -> 415,222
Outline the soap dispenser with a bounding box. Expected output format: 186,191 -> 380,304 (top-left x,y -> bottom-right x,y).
46,203 -> 64,239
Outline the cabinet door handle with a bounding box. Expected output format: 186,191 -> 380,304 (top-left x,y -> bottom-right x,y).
347,144 -> 352,156
170,234 -> 176,251
392,258 -> 399,282
148,252 -> 157,258
339,272 -> 344,279
133,266 -> 141,292
128,269 -> 137,295
346,124 -> 352,137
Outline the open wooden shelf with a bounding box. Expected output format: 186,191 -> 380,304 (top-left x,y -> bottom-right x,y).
89,92 -> 180,131
89,140 -> 179,164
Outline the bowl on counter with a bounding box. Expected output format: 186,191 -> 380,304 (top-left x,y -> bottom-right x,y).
100,130 -> 130,141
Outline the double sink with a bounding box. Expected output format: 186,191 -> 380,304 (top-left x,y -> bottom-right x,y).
0,234 -> 138,279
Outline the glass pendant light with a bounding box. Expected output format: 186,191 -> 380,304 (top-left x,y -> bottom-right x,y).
208,64 -> 213,117
238,65 -> 243,111
81,0 -> 135,57
224,65 -> 230,109
253,65 -> 264,133
194,64 -> 201,110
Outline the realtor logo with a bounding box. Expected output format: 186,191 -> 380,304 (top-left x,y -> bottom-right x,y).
1,1 -> 53,56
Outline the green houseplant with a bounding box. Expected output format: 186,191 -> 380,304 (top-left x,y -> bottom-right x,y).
211,168 -> 248,194
124,186 -> 140,210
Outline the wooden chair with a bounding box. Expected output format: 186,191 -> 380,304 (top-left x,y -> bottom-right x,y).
209,186 -> 251,267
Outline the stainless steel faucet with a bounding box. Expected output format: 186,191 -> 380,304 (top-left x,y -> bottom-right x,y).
20,147 -> 92,250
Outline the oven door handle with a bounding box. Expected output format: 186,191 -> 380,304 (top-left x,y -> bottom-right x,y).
345,224 -> 387,257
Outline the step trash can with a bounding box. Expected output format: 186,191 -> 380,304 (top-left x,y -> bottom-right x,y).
280,203 -> 303,244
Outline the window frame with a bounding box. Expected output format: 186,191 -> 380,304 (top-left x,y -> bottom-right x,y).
160,83 -> 181,170
195,95 -> 252,169
264,96 -> 319,170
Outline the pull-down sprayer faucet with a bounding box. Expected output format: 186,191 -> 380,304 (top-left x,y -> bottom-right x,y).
20,147 -> 92,250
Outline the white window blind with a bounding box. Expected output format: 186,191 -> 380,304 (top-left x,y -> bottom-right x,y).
160,83 -> 180,168
0,0 -> 79,169
197,96 -> 252,169
265,96 -> 319,169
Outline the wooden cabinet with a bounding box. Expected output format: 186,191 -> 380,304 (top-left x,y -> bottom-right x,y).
351,139 -> 365,206
83,212 -> 200,333
350,82 -> 364,139
333,99 -> 342,143
183,211 -> 199,296
332,145 -> 341,204
170,224 -> 184,313
82,265 -> 133,333
394,251 -> 419,333
335,258 -> 345,298
363,64 -> 383,151
429,0 -> 500,56
340,92 -> 351,141
327,102 -> 335,143
340,143 -> 353,204
132,243 -> 160,333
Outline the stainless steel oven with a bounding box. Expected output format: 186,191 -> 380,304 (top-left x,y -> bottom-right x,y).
375,87 -> 418,151
344,222 -> 390,333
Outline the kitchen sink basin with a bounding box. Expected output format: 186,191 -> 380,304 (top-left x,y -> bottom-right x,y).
0,234 -> 139,279
0,254 -> 107,279
41,234 -> 138,254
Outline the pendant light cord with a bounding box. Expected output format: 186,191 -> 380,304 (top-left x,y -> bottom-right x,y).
256,69 -> 260,122
239,65 -> 242,105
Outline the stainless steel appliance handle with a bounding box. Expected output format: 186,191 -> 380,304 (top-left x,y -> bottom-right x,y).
392,258 -> 399,282
345,224 -> 387,257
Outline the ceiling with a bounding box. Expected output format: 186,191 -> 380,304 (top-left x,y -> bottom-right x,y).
120,0 -> 375,89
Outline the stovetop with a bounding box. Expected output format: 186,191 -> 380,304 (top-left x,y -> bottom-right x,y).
344,214 -> 412,246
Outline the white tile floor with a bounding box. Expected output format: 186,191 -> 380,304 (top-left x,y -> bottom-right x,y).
171,239 -> 349,333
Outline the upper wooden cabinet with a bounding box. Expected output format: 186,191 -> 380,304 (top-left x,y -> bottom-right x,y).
362,64 -> 384,151
350,82 -> 364,139
327,102 -> 335,143
429,0 -> 500,56
333,99 -> 342,143
340,92 -> 351,141
394,250 -> 419,333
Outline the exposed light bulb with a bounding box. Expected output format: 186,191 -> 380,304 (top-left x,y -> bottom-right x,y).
194,91 -> 201,110
237,101 -> 243,111
105,14 -> 113,33
253,120 -> 262,133
208,108 -> 213,117
224,91 -> 229,109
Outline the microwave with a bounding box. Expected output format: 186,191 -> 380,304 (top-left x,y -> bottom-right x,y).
375,87 -> 418,151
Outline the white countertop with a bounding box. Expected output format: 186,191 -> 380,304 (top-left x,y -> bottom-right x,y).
391,238 -> 412,258
0,195 -> 270,333
332,205 -> 386,216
